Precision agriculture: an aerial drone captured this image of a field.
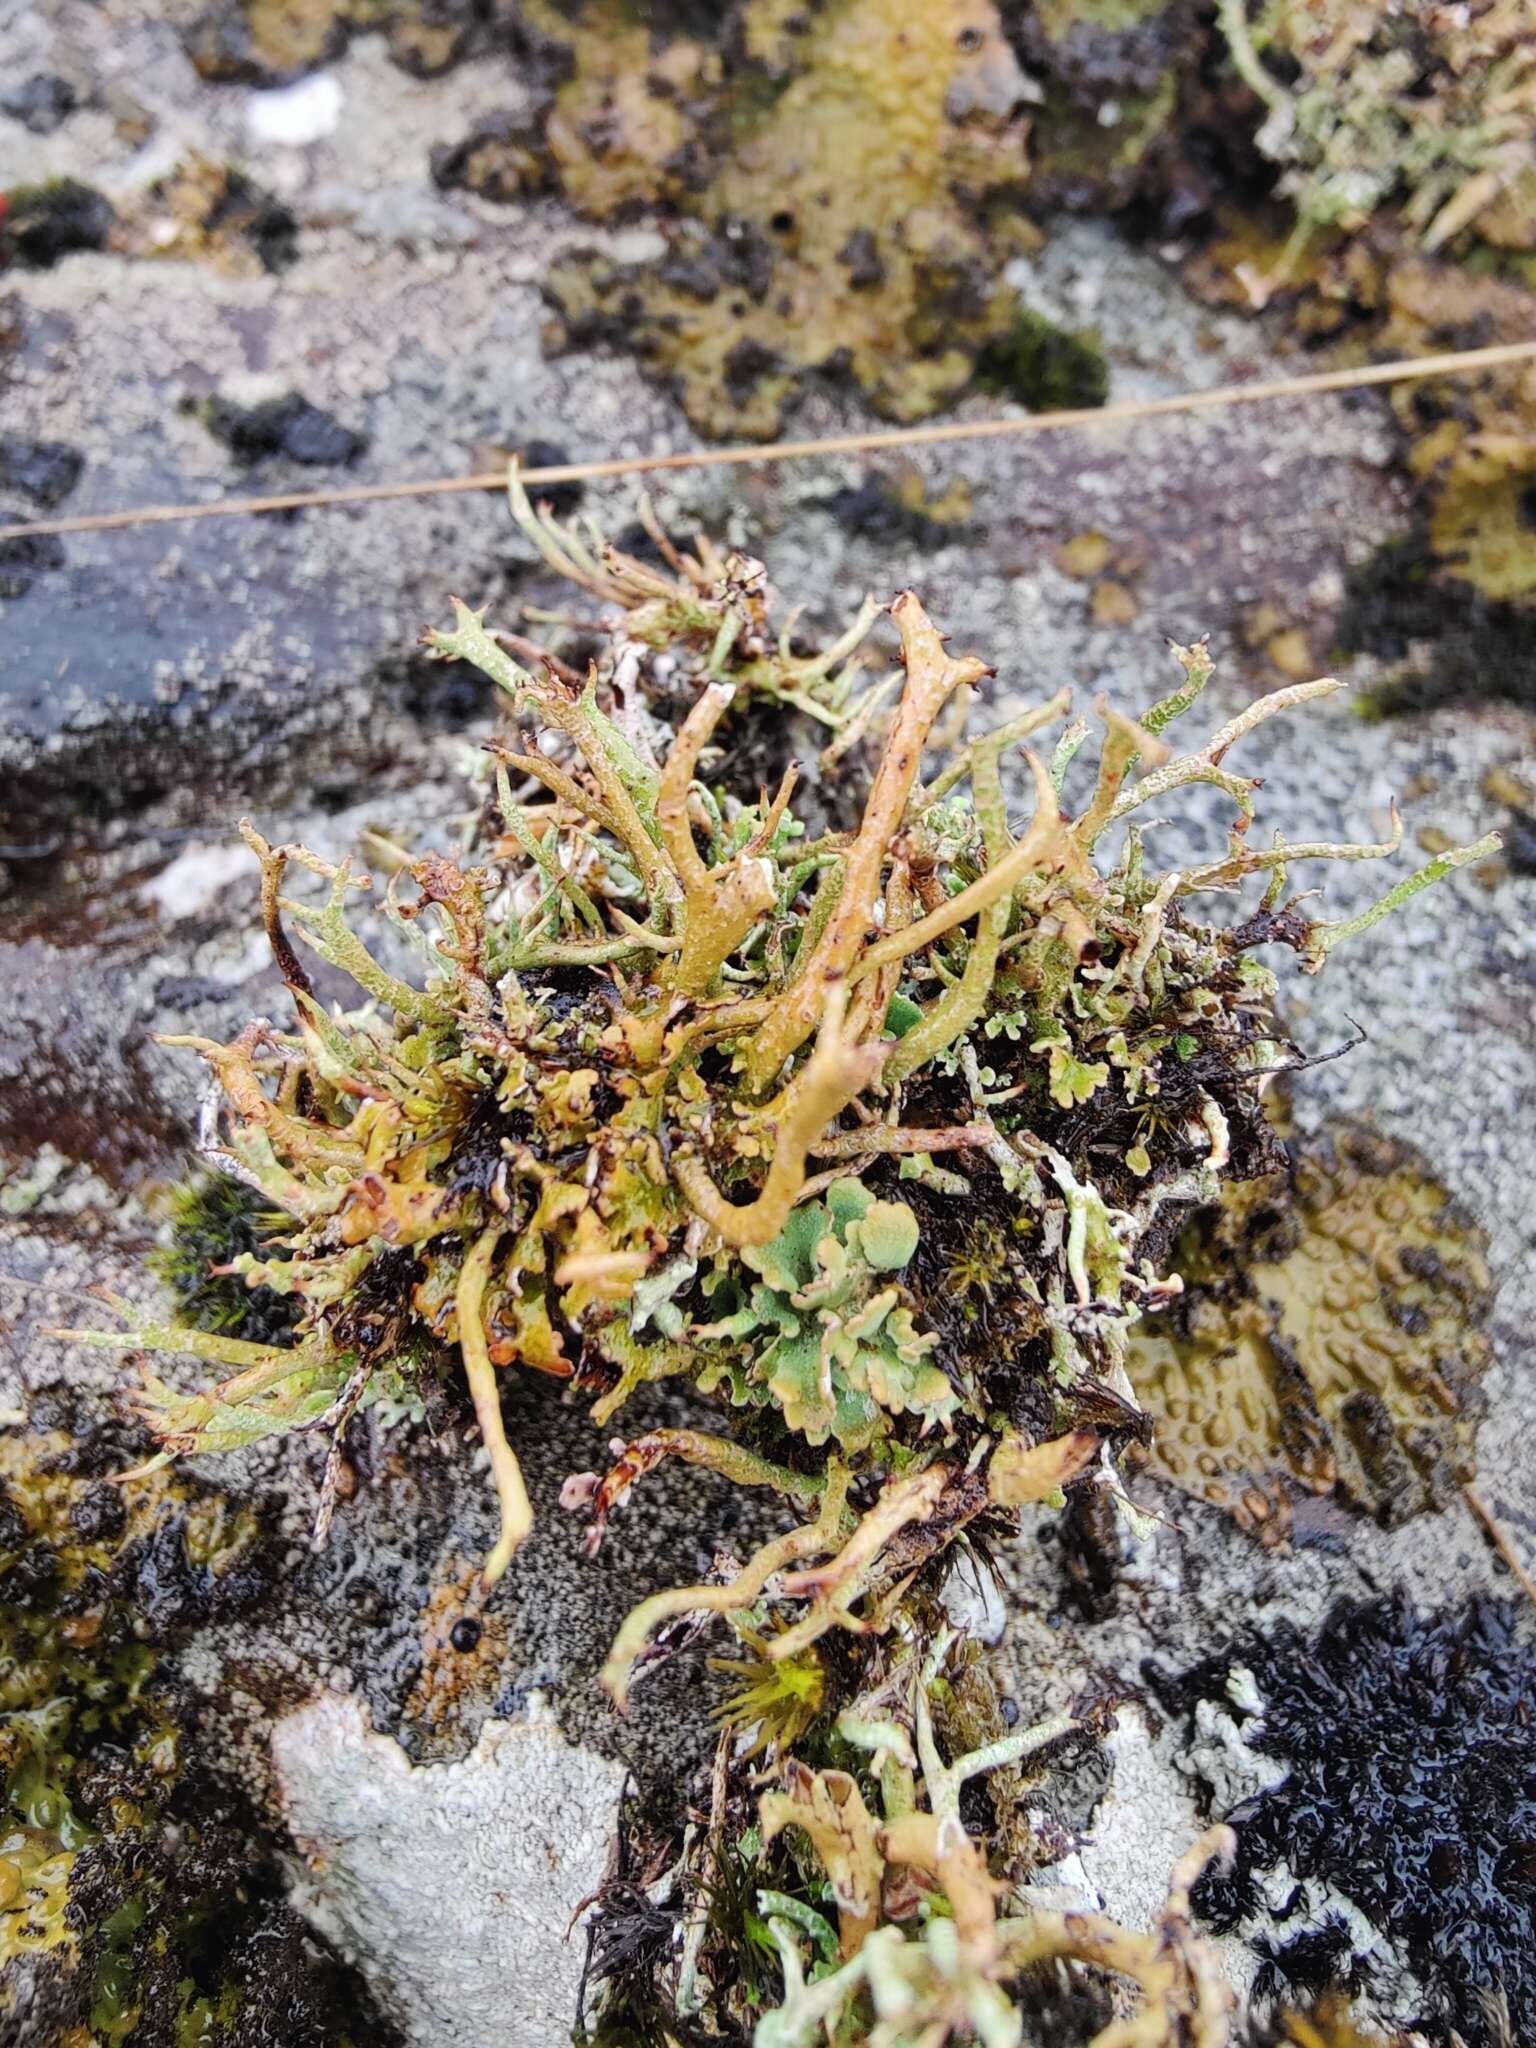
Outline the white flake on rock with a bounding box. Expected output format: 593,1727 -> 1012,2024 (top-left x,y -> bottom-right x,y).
272,1692 -> 628,2048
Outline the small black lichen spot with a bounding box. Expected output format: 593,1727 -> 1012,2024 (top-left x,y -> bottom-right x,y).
1148,1593 -> 1536,2047
518,437 -> 584,519
2,73 -> 78,134
204,393 -> 368,467
0,435 -> 85,510
1,178 -> 115,268
0,529 -> 67,599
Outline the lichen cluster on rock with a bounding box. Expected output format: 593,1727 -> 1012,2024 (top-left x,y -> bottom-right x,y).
1127,1117 -> 1493,1540
54,468 -> 1498,2044
1217,0 -> 1536,261
184,0 -> 490,85
0,1405 -> 386,2046
531,0 -> 1059,437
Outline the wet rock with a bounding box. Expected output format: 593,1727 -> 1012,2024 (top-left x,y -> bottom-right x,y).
0,1405 -> 391,2046
204,391 -> 369,466
0,436 -> 84,511
1,75 -> 78,137
1,180 -> 115,269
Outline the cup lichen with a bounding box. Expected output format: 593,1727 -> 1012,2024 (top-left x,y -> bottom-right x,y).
53,475 -> 1499,2046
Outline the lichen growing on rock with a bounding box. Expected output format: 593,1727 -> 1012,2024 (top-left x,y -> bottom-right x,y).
1302,255 -> 1536,698
1217,0 -> 1536,260
583,1604 -> 1236,2046
431,0 -> 1104,437
184,0 -> 486,86
1150,1594 -> 1536,2047
48,470 -> 1500,2043
0,1406 -> 385,2045
536,0 -> 1046,436
58,478 -> 1497,1619
1125,1118 -> 1493,1540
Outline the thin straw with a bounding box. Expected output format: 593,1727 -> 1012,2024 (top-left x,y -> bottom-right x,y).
2,338 -> 1533,545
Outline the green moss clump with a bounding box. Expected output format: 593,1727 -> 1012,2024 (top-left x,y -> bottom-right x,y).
152,1175 -> 305,1349
974,301 -> 1109,411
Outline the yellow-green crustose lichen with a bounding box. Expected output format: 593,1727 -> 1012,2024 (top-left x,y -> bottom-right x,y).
1127,1118 -> 1492,1537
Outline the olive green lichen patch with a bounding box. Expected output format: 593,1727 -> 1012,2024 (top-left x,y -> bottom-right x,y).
1126,1119 -> 1492,1538
185,0 -> 485,85
0,1414 -> 380,2044
131,158 -> 298,278
530,0 -> 1051,437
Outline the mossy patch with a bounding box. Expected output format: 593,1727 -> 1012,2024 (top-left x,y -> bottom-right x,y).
152,1174 -> 305,1350
0,1406 -> 390,2045
1150,1594 -> 1536,2046
974,301 -> 1109,411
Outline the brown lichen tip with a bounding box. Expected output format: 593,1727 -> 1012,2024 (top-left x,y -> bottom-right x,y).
57,490 -> 1490,1606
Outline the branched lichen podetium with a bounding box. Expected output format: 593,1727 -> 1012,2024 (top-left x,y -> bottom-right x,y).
56,482 -> 1493,1638
54,482 -> 1497,2045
